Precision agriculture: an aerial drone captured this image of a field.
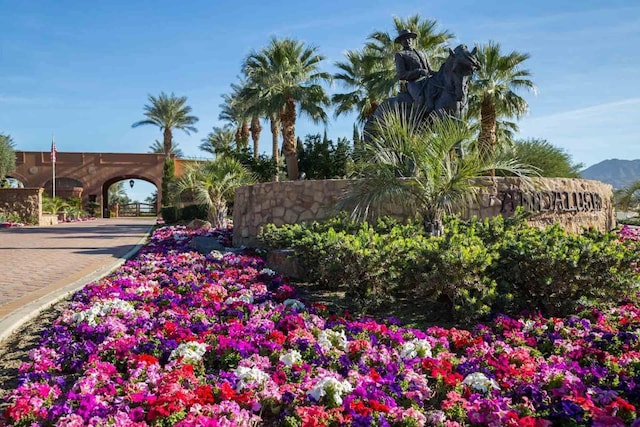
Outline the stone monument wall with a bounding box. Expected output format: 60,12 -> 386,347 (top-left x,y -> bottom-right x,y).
233,178 -> 615,247
0,188 -> 44,225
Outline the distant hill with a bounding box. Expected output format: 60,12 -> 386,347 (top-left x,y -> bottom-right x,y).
581,159 -> 640,189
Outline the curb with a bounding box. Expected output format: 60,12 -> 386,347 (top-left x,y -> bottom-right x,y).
0,224 -> 154,344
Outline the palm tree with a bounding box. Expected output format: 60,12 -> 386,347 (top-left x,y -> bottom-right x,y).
148,139 -> 184,157
219,82 -> 251,152
332,48 -> 384,124
342,105 -> 535,235
615,180 -> 640,213
108,182 -> 130,207
175,157 -> 255,228
363,14 -> 454,101
249,115 -> 262,159
42,196 -> 69,215
132,92 -> 199,155
242,37 -> 332,180
239,80 -> 282,181
468,41 -> 536,158
199,127 -> 236,158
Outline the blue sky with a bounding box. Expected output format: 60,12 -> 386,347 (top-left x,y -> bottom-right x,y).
1,1 -> 639,201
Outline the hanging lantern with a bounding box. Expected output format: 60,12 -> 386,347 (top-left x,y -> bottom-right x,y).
129,179 -> 135,188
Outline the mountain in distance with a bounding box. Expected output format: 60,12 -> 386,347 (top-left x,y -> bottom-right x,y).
581,159 -> 640,189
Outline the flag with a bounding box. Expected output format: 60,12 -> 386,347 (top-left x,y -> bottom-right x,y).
50,137 -> 57,163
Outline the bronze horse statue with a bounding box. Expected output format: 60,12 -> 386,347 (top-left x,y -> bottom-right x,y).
364,44 -> 480,138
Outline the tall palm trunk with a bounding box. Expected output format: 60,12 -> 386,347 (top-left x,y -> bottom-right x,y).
250,116 -> 262,159
163,128 -> 173,155
478,96 -> 497,160
241,121 -> 250,151
281,97 -> 298,180
269,114 -> 280,181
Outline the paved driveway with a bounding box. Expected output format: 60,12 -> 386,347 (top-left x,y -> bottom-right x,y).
0,218 -> 155,339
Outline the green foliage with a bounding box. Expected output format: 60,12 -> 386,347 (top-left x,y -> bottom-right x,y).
224,150 -> 278,183
297,133 -> 352,179
346,108 -> 536,234
0,133 -> 16,182
174,157 -> 254,227
132,91 -> 199,155
259,213 -> 640,323
180,204 -> 208,221
161,206 -> 179,224
501,138 -> 583,178
416,218 -> 499,323
618,216 -> 640,226
162,157 -> 175,207
614,179 -> 640,213
489,222 -> 639,316
0,211 -> 22,223
42,196 -> 69,214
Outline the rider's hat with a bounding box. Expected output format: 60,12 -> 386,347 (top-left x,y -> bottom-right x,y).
394,29 -> 418,44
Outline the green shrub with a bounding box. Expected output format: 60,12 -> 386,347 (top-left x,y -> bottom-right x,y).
489,222 -> 640,316
180,204 -> 208,221
257,213 -> 640,323
618,216 -> 640,226
161,206 -> 179,224
415,218 -> 499,323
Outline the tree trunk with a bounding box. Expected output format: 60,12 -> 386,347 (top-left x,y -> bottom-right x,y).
478,96 -> 497,160
241,120 -> 250,151
281,98 -> 298,180
250,116 -> 262,159
163,128 -> 173,155
270,115 -> 280,182
208,199 -> 228,229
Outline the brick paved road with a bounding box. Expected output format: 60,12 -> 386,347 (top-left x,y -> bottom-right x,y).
0,218 -> 155,323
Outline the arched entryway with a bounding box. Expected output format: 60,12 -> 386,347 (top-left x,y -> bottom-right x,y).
102,176 -> 159,218
43,177 -> 84,199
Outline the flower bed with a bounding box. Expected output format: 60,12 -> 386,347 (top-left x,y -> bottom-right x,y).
3,225 -> 640,426
0,221 -> 25,228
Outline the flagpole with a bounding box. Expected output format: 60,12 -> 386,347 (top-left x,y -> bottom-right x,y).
51,135 -> 56,198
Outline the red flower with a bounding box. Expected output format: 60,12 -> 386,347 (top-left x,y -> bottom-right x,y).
268,330 -> 286,345
351,400 -> 372,417
219,382 -> 236,400
368,399 -> 390,413
195,385 -> 215,404
519,416 -> 552,427
136,354 -> 159,365
368,368 -> 381,383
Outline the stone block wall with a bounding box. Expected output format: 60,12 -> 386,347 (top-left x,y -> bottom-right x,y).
0,188 -> 44,225
233,178 -> 615,247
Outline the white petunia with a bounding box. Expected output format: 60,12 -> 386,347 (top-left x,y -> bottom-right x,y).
169,341 -> 208,364
462,372 -> 500,393
308,377 -> 353,405
259,268 -> 276,276
72,299 -> 135,326
279,349 -> 302,367
234,366 -> 270,391
400,338 -> 432,359
317,329 -> 348,352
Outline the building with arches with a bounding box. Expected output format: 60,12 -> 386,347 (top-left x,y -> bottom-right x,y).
10,151 -> 194,218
